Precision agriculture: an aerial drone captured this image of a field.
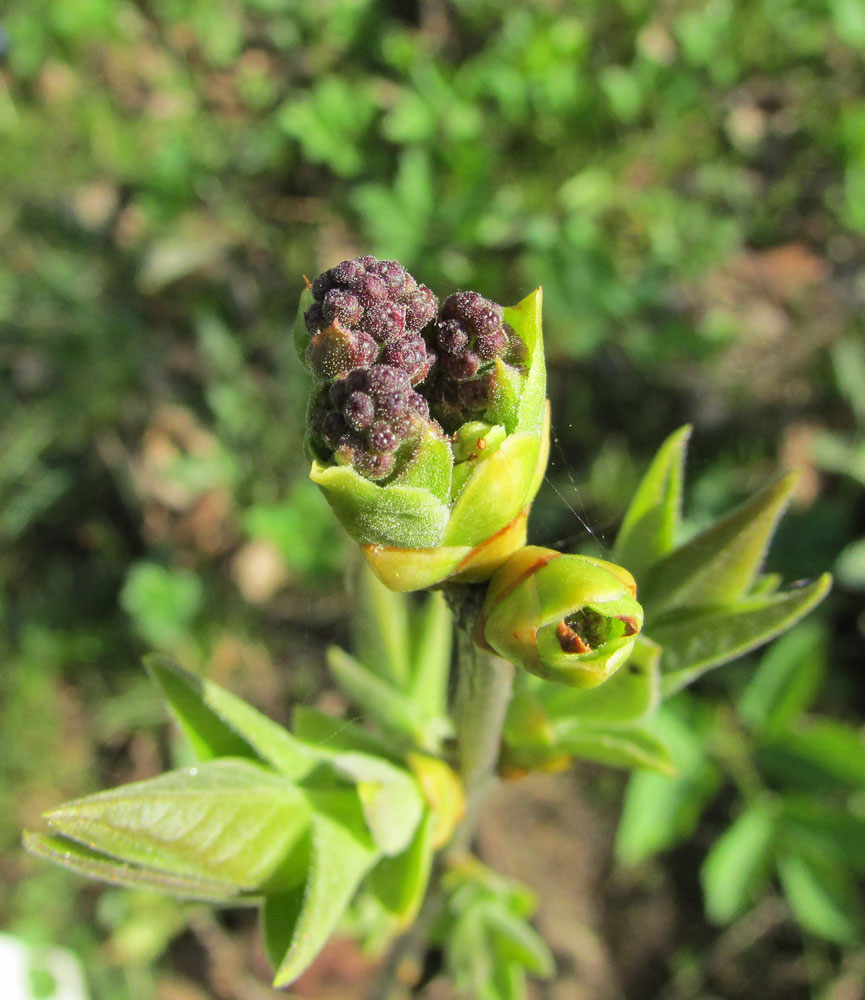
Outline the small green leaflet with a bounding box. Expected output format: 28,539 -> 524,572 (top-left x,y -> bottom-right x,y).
652,574 -> 831,696
39,759 -> 313,893
555,722 -> 676,775
700,802 -> 776,924
265,791 -> 379,987
641,473 -> 798,617
612,425 -> 690,580
146,655 -> 317,780
367,810 -> 435,923
23,832 -> 246,904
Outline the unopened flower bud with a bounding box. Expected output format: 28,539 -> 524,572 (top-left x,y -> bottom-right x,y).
480,547 -> 644,688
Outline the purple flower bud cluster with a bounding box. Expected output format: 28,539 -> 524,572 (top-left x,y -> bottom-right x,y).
303,257 -> 528,480
305,256 -> 438,385
309,365 -> 432,481
425,291 -> 526,430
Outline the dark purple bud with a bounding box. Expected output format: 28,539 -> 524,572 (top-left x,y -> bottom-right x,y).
475,329 -> 508,361
329,378 -> 349,408
378,260 -> 416,298
363,301 -> 406,342
306,324 -> 377,381
356,450 -> 395,481
344,391 -> 375,431
506,327 -> 528,366
335,430 -> 365,465
311,271 -> 333,301
331,258 -> 366,286
322,411 -> 348,449
304,302 -> 325,334
369,421 -> 398,454
357,274 -> 388,308
407,391 -> 430,420
436,319 -> 469,355
442,350 -> 480,380
322,288 -> 363,327
458,373 -> 495,412
406,286 -> 438,330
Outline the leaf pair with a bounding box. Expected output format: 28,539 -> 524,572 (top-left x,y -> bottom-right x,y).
502,636 -> 674,775
440,859 -> 554,1000
25,656 -> 437,988
612,425 -> 831,693
326,564 -> 453,753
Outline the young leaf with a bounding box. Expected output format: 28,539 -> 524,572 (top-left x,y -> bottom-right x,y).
366,810 -> 435,923
554,722 -> 676,775
758,718 -> 865,791
778,797 -> 865,874
331,752 -> 424,856
641,474 -> 798,616
326,646 -> 420,742
482,902 -> 555,978
777,853 -> 862,944
23,832 -> 246,904
700,802 -> 776,924
612,425 -> 690,580
352,563 -> 411,686
653,574 -> 831,696
615,704 -> 722,864
43,759 -> 312,892
737,623 -> 825,736
146,655 -> 317,780
408,590 -> 452,729
534,635 -> 661,727
265,791 -> 379,988
291,705 -> 404,763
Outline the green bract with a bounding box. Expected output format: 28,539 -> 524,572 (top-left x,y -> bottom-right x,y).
480,546 -> 644,688
297,287 -> 549,591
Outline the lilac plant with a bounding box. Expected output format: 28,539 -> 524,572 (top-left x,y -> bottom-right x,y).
26,258 -> 831,998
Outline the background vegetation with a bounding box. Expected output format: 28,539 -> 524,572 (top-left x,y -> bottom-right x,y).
1,0 -> 863,997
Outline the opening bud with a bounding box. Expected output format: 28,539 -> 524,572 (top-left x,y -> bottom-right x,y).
480,546 -> 643,688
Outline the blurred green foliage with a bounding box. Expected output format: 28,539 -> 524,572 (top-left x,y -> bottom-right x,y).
1,0 -> 863,996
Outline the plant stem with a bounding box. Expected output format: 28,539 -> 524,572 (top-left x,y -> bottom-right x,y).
451,626 -> 514,853
367,610 -> 514,999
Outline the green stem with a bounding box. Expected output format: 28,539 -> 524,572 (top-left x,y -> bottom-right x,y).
368,610 -> 515,999
451,626 -> 514,853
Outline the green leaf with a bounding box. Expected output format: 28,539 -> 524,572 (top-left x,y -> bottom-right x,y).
292,286 -> 314,363
483,903 -> 554,979
352,562 -> 411,686
444,432 -> 541,546
43,759 -> 312,892
700,803 -> 776,924
778,797 -> 865,874
310,461 -> 450,548
642,474 -> 798,616
330,752 -> 424,856
758,718 -> 865,791
327,646 -> 420,741
367,810 -> 435,922
23,832 -> 246,903
266,792 -> 379,988
391,428 -> 454,506
121,562 -> 203,647
737,624 -> 826,736
408,590 -> 452,733
506,287 -> 547,435
612,425 -> 691,580
146,655 -> 317,780
533,635 -> 660,727
615,704 -> 722,864
555,722 -> 676,774
777,853 -> 862,944
292,705 -> 404,763
654,574 -> 831,696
